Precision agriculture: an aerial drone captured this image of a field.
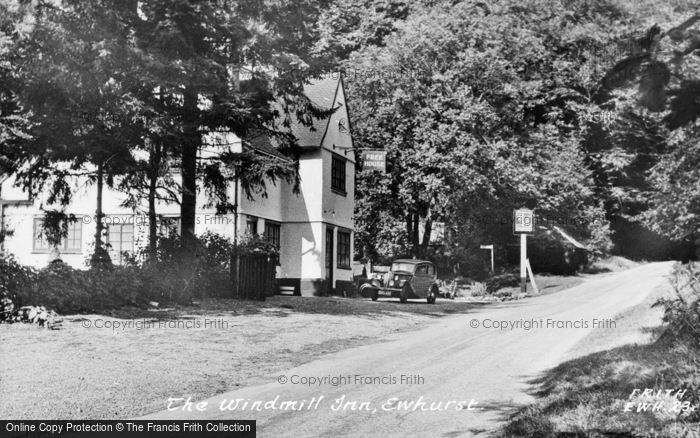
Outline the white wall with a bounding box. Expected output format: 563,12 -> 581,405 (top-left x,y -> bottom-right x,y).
319,80 -> 355,285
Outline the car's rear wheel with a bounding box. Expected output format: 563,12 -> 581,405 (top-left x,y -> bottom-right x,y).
400,284 -> 410,303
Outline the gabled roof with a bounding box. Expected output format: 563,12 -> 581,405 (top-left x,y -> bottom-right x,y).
292,77 -> 341,147
258,76 -> 341,150
221,76 -> 343,159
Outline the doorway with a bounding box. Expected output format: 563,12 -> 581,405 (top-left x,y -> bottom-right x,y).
325,227 -> 334,295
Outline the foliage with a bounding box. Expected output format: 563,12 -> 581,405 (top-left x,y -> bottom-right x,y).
581,2 -> 700,254
654,262 -> 700,347
126,0 -> 332,252
469,282 -> 488,297
1,254 -> 155,315
0,229 -> 263,315
0,0 -> 33,172
1,0 -> 335,267
313,0 -> 413,63
501,260 -> 700,437
644,124 -> 700,244
0,254 -> 33,312
121,231 -> 277,300
21,263 -> 148,314
347,0 -> 614,266
233,233 -> 281,258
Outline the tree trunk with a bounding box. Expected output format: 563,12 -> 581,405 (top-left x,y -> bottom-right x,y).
181,87 -> 198,255
147,140 -> 162,261
95,162 -> 103,252
420,217 -> 432,257
412,213 -> 420,258
90,161 -> 111,268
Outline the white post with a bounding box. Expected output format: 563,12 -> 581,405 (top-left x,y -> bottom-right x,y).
480,244 -> 495,273
520,233 -> 527,293
526,259 -> 539,294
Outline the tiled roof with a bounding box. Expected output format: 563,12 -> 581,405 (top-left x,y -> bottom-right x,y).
245,134 -> 291,161
295,77 -> 339,147
245,76 -> 341,156
279,77 -> 340,148
304,76 -> 340,110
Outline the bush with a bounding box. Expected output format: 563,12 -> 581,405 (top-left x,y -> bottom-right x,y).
484,271 -> 520,292
123,231 -> 279,300
0,254 -> 34,318
654,262 -> 700,348
121,232 -> 232,300
1,231 -> 278,316
16,263 -> 159,314
527,232 -> 588,275
469,282 -> 488,297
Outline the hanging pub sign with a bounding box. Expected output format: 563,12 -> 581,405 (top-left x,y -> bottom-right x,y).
362,150 -> 387,173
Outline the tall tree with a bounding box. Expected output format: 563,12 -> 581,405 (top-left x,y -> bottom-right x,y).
0,0 -> 33,174
10,1 -> 144,266
348,0 -> 613,262
589,7 -> 700,256
131,0 -> 332,256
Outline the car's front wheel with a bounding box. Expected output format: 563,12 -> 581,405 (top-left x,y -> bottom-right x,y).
400,284 -> 410,303
427,286 -> 438,304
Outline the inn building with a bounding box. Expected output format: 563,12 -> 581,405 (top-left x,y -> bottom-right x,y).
0,76 -> 355,296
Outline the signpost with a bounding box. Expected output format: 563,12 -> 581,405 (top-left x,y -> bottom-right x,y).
513,208 -> 534,294
362,150 -> 387,173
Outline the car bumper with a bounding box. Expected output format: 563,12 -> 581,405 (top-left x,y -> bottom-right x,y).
378,287 -> 407,298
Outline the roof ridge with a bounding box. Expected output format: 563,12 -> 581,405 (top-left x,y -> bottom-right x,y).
316,77 -> 342,148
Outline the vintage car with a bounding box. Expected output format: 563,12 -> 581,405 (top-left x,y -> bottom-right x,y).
360,259 -> 439,304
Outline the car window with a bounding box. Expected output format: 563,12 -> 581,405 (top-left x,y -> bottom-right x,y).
391,262 -> 416,273
416,264 -> 427,275
426,264 -> 434,275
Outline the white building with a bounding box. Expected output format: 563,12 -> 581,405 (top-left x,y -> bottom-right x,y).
0,77 -> 355,296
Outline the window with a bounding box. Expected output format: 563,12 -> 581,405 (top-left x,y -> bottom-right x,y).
107,223 -> 134,264
417,264 -> 433,275
246,216 -> 258,235
33,218 -> 82,253
331,155 -> 346,194
158,216 -> 181,237
336,230 -> 351,269
264,221 -> 281,248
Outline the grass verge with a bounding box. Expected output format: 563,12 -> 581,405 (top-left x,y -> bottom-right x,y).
498,265 -> 700,438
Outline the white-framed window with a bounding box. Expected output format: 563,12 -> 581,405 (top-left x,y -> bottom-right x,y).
264,221 -> 281,248
106,223 -> 135,264
336,229 -> 351,269
33,217 -> 82,253
331,155 -> 347,194
246,216 -> 258,235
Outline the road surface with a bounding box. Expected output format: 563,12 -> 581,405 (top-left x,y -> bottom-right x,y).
143,262 -> 673,437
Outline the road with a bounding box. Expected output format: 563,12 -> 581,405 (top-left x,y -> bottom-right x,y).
143,262 -> 673,437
